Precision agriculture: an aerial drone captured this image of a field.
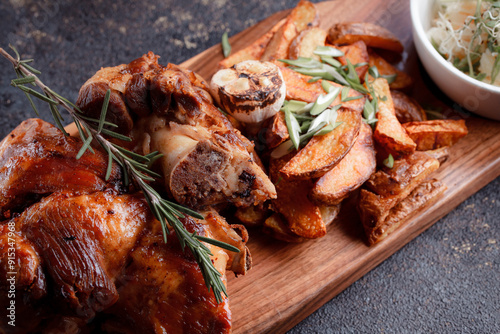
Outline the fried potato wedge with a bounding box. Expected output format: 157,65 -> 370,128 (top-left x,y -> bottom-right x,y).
234,205 -> 269,227
358,151 -> 441,244
279,66 -> 365,112
371,78 -> 416,156
402,119 -> 468,151
262,203 -> 339,243
328,22 -> 404,53
311,122 -> 376,205
280,108 -> 362,179
361,178 -> 446,245
424,147 -> 450,164
289,27 -> 327,60
337,40 -> 369,80
270,153 -> 326,239
261,111 -> 289,149
319,204 -> 341,226
261,0 -> 319,61
219,19 -> 285,69
263,213 -> 305,243
365,151 -> 440,198
391,90 -> 427,123
368,50 -> 413,91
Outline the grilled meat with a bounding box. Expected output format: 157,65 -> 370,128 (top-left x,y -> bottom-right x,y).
76,52 -> 276,209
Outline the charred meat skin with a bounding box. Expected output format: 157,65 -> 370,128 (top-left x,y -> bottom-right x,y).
0,118 -> 251,333
0,192 -> 247,333
77,52 -> 276,209
0,119 -> 121,217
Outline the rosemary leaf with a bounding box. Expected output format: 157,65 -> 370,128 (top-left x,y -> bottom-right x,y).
105,149 -> 114,181
76,135 -> 94,159
11,76 -> 36,85
100,128 -> 132,141
195,235 -> 241,253
98,89 -> 111,133
16,85 -> 58,104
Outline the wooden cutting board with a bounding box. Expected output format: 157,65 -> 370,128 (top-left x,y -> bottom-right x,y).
181,1 -> 500,333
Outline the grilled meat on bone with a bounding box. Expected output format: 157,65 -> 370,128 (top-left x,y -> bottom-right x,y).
76,52 -> 276,209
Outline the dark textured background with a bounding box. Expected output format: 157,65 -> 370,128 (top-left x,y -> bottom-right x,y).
0,0 -> 498,333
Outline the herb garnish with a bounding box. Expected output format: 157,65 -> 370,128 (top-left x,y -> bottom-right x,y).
0,45 -> 238,303
222,31 -> 231,58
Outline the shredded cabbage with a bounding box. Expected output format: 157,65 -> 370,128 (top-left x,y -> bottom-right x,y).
427,0 -> 500,86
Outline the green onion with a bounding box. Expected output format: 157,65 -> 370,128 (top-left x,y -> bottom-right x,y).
222,32 -> 231,58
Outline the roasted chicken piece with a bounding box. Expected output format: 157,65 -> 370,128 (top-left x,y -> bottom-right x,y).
0,119 -> 250,333
0,118 -> 121,217
77,53 -> 276,209
0,191 -> 247,333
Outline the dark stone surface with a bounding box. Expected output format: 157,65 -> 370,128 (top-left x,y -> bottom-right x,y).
0,0 -> 498,333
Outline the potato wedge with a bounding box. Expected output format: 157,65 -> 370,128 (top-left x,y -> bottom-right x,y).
311,122 -> 376,205
270,153 -> 326,239
261,0 -> 319,61
337,40 -> 369,80
424,146 -> 450,164
368,50 -> 413,91
328,22 -> 404,53
263,213 -> 305,243
279,65 -> 365,112
280,108 -> 362,179
365,151 -> 440,198
234,205 -> 269,227
219,19 -> 285,69
391,90 -> 427,123
358,152 -> 441,244
402,119 -> 468,151
371,78 -> 416,156
319,204 -> 341,226
261,111 -> 289,149
361,178 -> 446,245
289,27 -> 327,60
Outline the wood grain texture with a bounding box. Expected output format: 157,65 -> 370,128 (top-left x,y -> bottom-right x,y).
181,1 -> 500,333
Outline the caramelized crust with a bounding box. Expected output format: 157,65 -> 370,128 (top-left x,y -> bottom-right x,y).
77,52 -> 276,209
0,119 -> 121,216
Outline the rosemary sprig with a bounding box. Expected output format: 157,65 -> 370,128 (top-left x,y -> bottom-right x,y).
0,46 -> 238,303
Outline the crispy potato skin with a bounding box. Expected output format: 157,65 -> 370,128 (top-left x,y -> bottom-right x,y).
368,50 -> 413,91
337,41 -> 369,80
234,205 -> 269,227
328,22 -> 404,53
391,90 -> 427,123
263,213 -> 306,243
280,108 -> 362,180
278,65 -> 365,112
261,111 -> 289,149
261,0 -> 319,61
358,151 -> 440,233
270,153 -> 326,239
371,78 -> 416,157
311,123 -> 376,206
289,27 -> 327,60
218,19 -> 285,69
361,178 -> 446,245
402,119 -> 468,151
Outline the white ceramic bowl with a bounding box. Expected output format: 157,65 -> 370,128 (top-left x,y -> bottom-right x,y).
411,0 -> 500,121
